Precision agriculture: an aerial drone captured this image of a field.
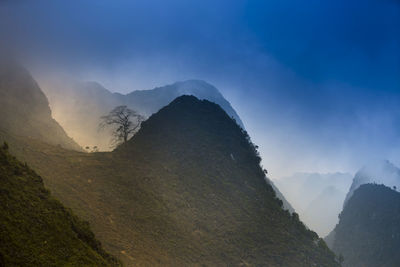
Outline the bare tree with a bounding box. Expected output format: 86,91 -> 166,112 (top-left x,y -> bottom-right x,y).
99,106 -> 144,147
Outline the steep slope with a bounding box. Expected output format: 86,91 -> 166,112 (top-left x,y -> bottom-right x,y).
41,79 -> 243,150
330,184 -> 400,267
0,144 -> 120,266
4,96 -> 339,266
266,176 -> 295,213
344,160 -> 400,206
0,61 -> 81,151
113,95 -> 338,266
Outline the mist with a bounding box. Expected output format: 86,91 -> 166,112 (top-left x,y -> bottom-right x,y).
1,0 -> 399,178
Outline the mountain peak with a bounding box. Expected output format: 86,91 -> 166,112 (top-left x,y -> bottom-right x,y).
41,78 -> 243,150
344,159 -> 400,206
331,183 -> 400,267
113,94 -> 339,265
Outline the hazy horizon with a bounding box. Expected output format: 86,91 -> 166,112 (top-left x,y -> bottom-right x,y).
1,0 -> 399,178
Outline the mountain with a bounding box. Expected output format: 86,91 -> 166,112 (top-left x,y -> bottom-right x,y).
0,61 -> 81,151
329,184 -> 400,267
302,186 -> 346,236
274,172 -> 352,236
344,160 -> 400,206
0,144 -> 120,266
4,95 -> 340,266
41,78 -> 243,150
267,176 -> 295,213
326,160 -> 400,249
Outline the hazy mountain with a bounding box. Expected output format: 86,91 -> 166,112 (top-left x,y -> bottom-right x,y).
0,144 -> 120,266
4,95 -> 339,266
42,78 -> 243,150
0,61 -> 81,151
274,172 -> 352,236
330,184 -> 400,267
344,160 -> 400,206
302,186 -> 346,236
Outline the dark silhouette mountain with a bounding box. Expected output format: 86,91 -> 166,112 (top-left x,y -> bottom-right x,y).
326,160 -> 400,255
344,160 -> 400,206
330,184 -> 400,267
0,61 -> 81,151
4,95 -> 339,266
0,144 -> 120,266
42,78 -> 243,150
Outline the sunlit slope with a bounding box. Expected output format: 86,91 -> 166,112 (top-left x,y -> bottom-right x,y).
0,145 -> 120,266
331,184 -> 400,267
0,62 -> 81,151
2,96 -> 339,266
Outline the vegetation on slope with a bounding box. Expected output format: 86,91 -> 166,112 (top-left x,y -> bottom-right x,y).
2,96 -> 339,266
0,144 -> 120,267
332,183 -> 400,267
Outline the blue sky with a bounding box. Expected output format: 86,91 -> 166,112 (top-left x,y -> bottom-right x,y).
1,0 -> 399,177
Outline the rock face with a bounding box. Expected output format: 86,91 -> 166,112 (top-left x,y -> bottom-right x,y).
42,78 -> 243,150
330,184 -> 400,267
0,145 -> 120,266
0,61 -> 81,151
3,95 -> 339,266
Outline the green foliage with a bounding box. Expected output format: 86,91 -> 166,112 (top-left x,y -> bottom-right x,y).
2,141 -> 8,150
0,146 -> 121,267
332,184 -> 400,267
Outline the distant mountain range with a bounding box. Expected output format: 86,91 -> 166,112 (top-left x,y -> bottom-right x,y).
274,172 -> 353,236
41,78 -> 243,151
329,184 -> 400,267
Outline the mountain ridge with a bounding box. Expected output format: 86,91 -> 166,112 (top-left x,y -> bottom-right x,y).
42,78 -> 243,150
344,159 -> 400,207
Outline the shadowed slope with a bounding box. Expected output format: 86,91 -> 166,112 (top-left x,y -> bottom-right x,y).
113,95 -> 339,266
331,184 -> 400,267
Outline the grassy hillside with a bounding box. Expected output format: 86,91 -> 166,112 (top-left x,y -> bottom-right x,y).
3,96 -> 339,266
0,144 -> 120,266
331,184 -> 400,267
